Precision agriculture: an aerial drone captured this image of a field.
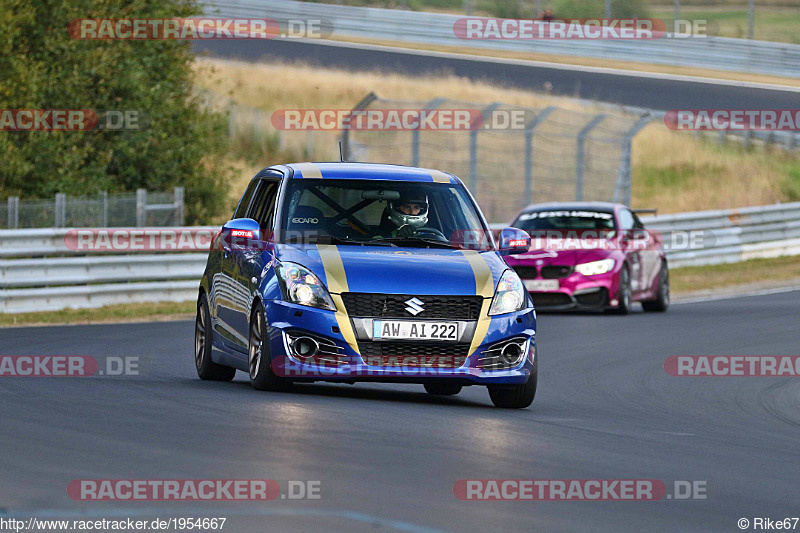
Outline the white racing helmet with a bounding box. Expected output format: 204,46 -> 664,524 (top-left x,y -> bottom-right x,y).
387,191 -> 429,231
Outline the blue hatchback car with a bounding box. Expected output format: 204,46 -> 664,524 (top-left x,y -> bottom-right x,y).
195,162 -> 538,408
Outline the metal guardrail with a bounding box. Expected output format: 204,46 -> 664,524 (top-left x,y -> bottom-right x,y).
640,202 -> 800,267
0,227 -> 216,313
205,0 -> 800,79
2,203 -> 799,313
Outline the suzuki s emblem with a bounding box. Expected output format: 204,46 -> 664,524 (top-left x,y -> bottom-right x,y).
404,297 -> 424,316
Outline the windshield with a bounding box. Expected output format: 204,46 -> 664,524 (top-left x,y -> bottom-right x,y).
512,209 -> 616,236
279,179 -> 492,250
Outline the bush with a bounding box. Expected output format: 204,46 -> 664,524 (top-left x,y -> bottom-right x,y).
0,0 -> 231,223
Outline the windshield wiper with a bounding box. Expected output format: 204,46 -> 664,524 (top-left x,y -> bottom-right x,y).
379,236 -> 460,249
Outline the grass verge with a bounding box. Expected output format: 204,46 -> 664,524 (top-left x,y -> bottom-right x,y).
671,255 -> 800,293
0,301 -> 195,328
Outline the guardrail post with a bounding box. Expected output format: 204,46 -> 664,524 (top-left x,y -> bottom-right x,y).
8,196 -> 19,229
54,193 -> 66,228
614,115 -> 653,206
412,97 -> 444,167
102,191 -> 108,227
136,189 -> 147,227
523,106 -> 556,206
253,108 -> 260,141
575,114 -> 606,201
174,187 -> 185,226
342,92 -> 378,161
468,102 -> 501,193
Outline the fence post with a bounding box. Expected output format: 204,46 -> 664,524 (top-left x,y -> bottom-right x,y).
523,106 -> 556,206
102,191 -> 108,227
136,189 -> 147,227
468,102 -> 502,193
253,108 -> 260,142
614,115 -> 652,206
8,196 -> 19,229
174,187 -> 185,226
412,97 -> 445,167
343,92 -> 379,161
54,193 -> 66,228
228,105 -> 236,138
575,114 -> 606,201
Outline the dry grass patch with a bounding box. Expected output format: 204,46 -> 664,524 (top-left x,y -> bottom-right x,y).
195,58 -> 800,215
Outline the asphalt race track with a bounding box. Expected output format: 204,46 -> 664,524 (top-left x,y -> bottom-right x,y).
1,290 -> 798,532
194,39 -> 800,111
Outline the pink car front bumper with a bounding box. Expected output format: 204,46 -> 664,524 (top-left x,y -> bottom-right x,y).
505,260 -> 623,310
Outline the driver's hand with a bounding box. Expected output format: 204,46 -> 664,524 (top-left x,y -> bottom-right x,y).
397,225 -> 415,238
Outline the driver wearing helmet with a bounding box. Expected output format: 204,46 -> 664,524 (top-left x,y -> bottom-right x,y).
381,190 -> 429,238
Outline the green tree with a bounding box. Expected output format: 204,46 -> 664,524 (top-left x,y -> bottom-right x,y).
0,0 -> 230,223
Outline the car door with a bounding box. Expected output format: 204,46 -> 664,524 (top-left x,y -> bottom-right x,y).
633,211 -> 661,295
212,178 -> 259,353
227,176 -> 281,352
618,208 -> 644,294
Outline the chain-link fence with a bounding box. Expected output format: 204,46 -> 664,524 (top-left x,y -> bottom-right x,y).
338,94 -> 651,223
1,188 -> 185,229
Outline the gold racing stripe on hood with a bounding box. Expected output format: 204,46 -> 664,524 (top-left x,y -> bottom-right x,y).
293,162 -> 323,179
461,250 -> 495,356
316,245 -> 360,355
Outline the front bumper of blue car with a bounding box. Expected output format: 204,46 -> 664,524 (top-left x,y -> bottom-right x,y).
264,299 -> 536,385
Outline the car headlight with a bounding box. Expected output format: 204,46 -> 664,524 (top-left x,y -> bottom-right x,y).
489,269 -> 527,316
574,259 -> 615,276
276,262 -> 336,311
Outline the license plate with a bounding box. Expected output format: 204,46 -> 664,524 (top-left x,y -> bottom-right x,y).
372,320 -> 458,341
524,279 -> 560,292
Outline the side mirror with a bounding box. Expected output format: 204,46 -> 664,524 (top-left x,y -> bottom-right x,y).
220,218 -> 261,249
498,227 -> 531,256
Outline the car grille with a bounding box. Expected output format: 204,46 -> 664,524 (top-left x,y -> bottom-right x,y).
574,288 -> 607,307
513,265 -> 574,279
341,293 -> 483,319
541,265 -> 573,278
531,292 -> 572,307
358,341 -> 469,368
512,266 -> 538,279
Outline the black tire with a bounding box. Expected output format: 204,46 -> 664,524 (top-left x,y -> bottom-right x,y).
609,266 -> 632,315
424,383 -> 463,396
248,302 -> 292,392
195,294 -> 236,381
488,359 -> 538,409
642,262 -> 670,312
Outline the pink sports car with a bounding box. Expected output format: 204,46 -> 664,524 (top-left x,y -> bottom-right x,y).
504,202 -> 669,314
